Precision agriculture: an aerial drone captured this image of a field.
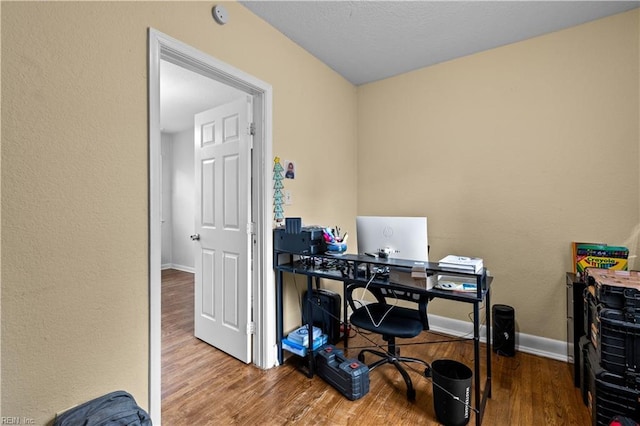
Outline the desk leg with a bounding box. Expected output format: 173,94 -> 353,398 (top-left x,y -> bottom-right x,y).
473,301 -> 481,426
305,275 -> 315,378
473,288 -> 492,426
486,287 -> 492,399
343,282 -> 349,350
276,270 -> 284,365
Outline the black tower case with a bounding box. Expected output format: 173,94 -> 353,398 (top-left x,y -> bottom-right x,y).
302,289 -> 342,345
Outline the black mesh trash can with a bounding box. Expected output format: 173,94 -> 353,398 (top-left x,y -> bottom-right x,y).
432,359 -> 473,426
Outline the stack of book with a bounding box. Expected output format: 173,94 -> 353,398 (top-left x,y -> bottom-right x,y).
437,255 -> 484,273
281,325 -> 328,357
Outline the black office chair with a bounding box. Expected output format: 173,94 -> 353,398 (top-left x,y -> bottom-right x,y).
345,280 -> 431,401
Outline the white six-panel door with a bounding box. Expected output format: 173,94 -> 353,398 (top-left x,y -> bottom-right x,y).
193,97 -> 252,363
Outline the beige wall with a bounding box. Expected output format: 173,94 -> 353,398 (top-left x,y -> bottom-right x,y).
2,1 -> 639,423
1,1 -> 357,424
357,10 -> 640,339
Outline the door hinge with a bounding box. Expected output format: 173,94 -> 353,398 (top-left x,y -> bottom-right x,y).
248,122 -> 256,136
247,222 -> 255,235
247,322 -> 255,335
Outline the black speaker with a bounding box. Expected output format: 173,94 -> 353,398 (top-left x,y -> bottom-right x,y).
492,304 -> 515,357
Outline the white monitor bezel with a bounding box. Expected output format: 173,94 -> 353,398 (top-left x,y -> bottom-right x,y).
356,216 -> 429,262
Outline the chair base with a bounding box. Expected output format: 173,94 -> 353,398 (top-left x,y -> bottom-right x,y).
358,348 -> 431,401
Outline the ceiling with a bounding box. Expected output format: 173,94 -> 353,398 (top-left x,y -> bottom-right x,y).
161,1 -> 639,133
240,1 -> 640,85
160,60 -> 244,133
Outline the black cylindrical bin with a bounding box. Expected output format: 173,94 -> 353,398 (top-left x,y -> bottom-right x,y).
432,359 -> 473,426
492,304 -> 515,357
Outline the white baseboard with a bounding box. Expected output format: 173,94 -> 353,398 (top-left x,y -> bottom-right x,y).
428,313 -> 568,362
161,263 -> 195,274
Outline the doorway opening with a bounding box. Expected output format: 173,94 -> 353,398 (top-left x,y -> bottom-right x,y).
148,28 -> 276,424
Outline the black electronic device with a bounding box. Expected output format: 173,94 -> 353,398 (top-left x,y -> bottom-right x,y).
492,304 -> 515,357
302,289 -> 341,345
273,227 -> 325,254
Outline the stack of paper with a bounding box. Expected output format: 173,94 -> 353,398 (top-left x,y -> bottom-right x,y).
282,334 -> 328,357
434,281 -> 477,292
282,325 -> 327,357
287,325 -> 322,347
438,255 -> 484,273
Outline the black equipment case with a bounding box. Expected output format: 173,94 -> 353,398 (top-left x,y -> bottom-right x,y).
315,345 -> 369,400
596,307 -> 640,381
585,342 -> 640,426
586,269 -> 640,311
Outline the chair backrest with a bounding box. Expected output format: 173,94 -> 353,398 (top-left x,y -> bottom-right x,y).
346,281 -> 430,331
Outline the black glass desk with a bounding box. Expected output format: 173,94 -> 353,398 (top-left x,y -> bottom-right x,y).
274,250 -> 492,425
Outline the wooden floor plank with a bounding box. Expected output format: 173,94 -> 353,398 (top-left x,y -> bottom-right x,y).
161,269 -> 591,425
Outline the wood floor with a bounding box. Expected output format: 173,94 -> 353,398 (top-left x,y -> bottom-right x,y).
161,269 -> 591,425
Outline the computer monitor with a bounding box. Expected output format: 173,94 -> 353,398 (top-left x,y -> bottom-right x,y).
356,216 -> 429,261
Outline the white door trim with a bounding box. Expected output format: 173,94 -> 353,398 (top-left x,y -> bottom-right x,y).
148,28 -> 275,425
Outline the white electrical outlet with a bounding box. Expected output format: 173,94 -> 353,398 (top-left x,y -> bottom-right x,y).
285,190 -> 292,205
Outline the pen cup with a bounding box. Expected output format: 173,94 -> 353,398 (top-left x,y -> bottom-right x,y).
326,242 -> 347,254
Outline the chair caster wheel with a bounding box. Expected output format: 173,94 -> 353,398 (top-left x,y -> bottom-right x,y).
407,388 -> 416,401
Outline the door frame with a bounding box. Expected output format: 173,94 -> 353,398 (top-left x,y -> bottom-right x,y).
148,28 -> 276,424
